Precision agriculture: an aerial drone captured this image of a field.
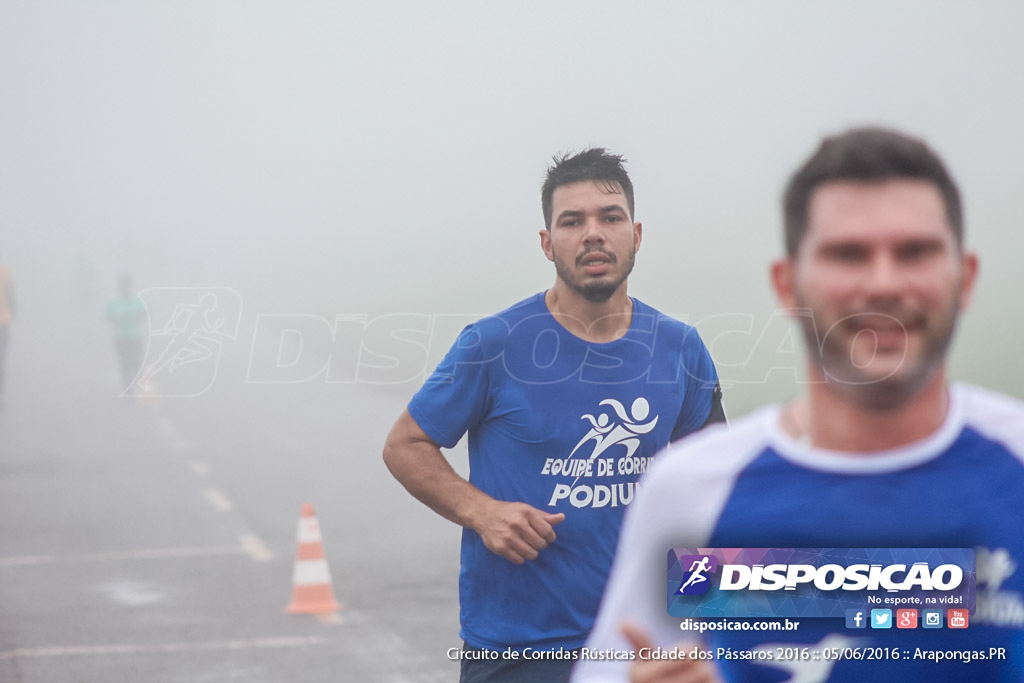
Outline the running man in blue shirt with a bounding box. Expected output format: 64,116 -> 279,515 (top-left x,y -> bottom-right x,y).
384,148 -> 725,683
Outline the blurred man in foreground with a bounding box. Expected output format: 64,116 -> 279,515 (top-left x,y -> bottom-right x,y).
384,148 -> 724,683
573,128 -> 1024,682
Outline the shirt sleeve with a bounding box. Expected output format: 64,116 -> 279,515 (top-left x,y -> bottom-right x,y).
669,327 -> 722,441
406,320 -> 499,448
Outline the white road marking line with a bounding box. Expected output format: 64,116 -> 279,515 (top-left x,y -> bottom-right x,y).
0,636 -> 328,660
315,612 -> 343,624
169,437 -> 200,453
0,546 -> 243,567
203,488 -> 234,511
155,417 -> 175,437
96,580 -> 166,606
240,532 -> 273,562
188,460 -> 211,477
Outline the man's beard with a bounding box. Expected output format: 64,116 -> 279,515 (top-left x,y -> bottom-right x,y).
796,290 -> 961,409
553,247 -> 635,303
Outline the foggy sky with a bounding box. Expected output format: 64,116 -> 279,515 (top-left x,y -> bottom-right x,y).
2,1 -> 1022,417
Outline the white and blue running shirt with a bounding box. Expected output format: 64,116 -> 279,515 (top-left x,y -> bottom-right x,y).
574,384 -> 1024,682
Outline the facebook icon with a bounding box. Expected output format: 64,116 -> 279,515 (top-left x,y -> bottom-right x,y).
845,609 -> 866,629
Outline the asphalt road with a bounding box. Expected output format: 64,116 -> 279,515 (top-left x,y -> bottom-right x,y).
0,297 -> 465,683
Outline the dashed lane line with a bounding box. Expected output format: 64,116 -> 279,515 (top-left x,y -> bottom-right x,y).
315,612 -> 343,624
188,460 -> 211,477
240,532 -> 274,562
0,533 -> 275,567
203,487 -> 235,511
155,416 -> 176,438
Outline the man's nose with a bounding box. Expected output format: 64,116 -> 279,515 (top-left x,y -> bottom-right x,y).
864,252 -> 904,298
582,218 -> 605,244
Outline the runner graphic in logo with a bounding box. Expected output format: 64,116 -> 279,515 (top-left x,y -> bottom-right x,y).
138,294 -> 224,390
543,397 -> 661,508
568,397 -> 657,464
977,547 -> 1017,594
975,546 -> 1024,627
676,554 -> 718,596
126,287 -> 242,397
564,397 -> 659,485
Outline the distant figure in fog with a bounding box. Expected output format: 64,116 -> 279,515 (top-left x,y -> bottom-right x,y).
104,276 -> 147,391
0,262 -> 13,405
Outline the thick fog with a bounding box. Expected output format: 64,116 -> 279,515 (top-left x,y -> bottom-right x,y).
3,4 -> 1024,680
2,1 -> 1023,415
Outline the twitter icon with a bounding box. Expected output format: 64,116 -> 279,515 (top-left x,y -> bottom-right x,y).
871,609 -> 892,629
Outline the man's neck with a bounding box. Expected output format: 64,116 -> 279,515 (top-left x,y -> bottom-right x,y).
782,369 -> 951,452
544,283 -> 633,343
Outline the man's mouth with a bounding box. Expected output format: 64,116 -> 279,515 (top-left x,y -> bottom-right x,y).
841,311 -> 922,347
577,251 -> 615,274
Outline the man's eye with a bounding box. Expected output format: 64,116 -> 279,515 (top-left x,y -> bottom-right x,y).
827,246 -> 868,261
897,243 -> 939,261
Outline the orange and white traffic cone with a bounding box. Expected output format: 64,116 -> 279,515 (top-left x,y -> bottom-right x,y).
285,503 -> 342,614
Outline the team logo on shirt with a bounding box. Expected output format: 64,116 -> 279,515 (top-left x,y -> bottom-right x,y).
975,547 -> 1024,628
542,397 -> 659,509
569,397 -> 659,464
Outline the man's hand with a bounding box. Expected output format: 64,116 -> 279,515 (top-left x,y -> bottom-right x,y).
472,500 -> 565,564
383,410 -> 564,564
622,621 -> 721,683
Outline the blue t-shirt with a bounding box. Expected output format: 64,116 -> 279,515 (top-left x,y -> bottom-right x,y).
407,293 -> 720,651
577,384 -> 1024,682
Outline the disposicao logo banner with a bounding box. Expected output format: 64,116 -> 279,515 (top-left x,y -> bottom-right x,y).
667,548 -> 975,618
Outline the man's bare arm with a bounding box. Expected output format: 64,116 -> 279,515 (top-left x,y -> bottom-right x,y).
382,409 -> 564,564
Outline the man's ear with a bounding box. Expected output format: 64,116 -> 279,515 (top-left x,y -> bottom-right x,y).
633,221 -> 642,253
957,251 -> 979,311
771,258 -> 798,310
539,229 -> 554,262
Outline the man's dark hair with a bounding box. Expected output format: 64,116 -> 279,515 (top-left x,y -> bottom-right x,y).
541,148 -> 635,229
783,127 -> 963,256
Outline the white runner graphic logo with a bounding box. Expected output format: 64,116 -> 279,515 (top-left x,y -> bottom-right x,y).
126,287 -> 243,398
543,397 -> 660,509
975,546 -> 1024,628
571,397 -> 658,457
566,398 -> 658,485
